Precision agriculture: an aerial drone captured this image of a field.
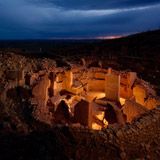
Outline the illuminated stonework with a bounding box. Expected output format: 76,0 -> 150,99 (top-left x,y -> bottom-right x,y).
29,65 -> 160,130
1,53 -> 159,130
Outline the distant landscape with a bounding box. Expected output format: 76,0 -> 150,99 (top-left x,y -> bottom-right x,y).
1,29 -> 160,90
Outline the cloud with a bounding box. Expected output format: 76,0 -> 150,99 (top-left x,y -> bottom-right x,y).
33,0 -> 160,9
0,0 -> 160,39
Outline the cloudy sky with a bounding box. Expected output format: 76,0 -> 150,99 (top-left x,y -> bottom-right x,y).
0,0 -> 160,39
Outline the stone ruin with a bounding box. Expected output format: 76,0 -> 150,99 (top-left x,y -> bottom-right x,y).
1,55 -> 160,131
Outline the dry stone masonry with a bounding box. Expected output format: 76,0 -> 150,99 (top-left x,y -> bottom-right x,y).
1,52 -> 160,131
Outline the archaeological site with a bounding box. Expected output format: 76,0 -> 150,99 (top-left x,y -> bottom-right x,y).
0,28 -> 160,160
1,36 -> 160,159
1,0 -> 160,158
1,52 -> 160,130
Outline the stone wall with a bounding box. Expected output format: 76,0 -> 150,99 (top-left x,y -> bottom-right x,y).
64,107 -> 160,160
87,79 -> 105,92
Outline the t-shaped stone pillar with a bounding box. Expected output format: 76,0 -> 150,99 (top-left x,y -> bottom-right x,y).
105,73 -> 120,101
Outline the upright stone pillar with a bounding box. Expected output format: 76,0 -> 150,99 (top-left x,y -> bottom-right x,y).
105,73 -> 120,101
74,100 -> 92,128
64,70 -> 73,89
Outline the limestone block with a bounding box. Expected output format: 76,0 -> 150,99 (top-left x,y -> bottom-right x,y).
88,79 -> 105,92
122,100 -> 148,122
121,72 -> 137,87
32,74 -> 50,106
120,86 -> 133,99
74,100 -> 92,128
120,72 -> 136,99
63,70 -> 73,90
105,73 -> 120,101
133,85 -> 147,106
54,81 -> 63,95
54,100 -> 71,124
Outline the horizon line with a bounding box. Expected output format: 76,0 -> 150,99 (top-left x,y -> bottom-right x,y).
0,29 -> 159,41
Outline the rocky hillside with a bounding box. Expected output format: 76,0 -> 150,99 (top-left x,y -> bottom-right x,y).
1,30 -> 160,87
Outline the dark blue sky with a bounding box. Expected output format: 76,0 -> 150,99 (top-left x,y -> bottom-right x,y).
0,0 -> 160,39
